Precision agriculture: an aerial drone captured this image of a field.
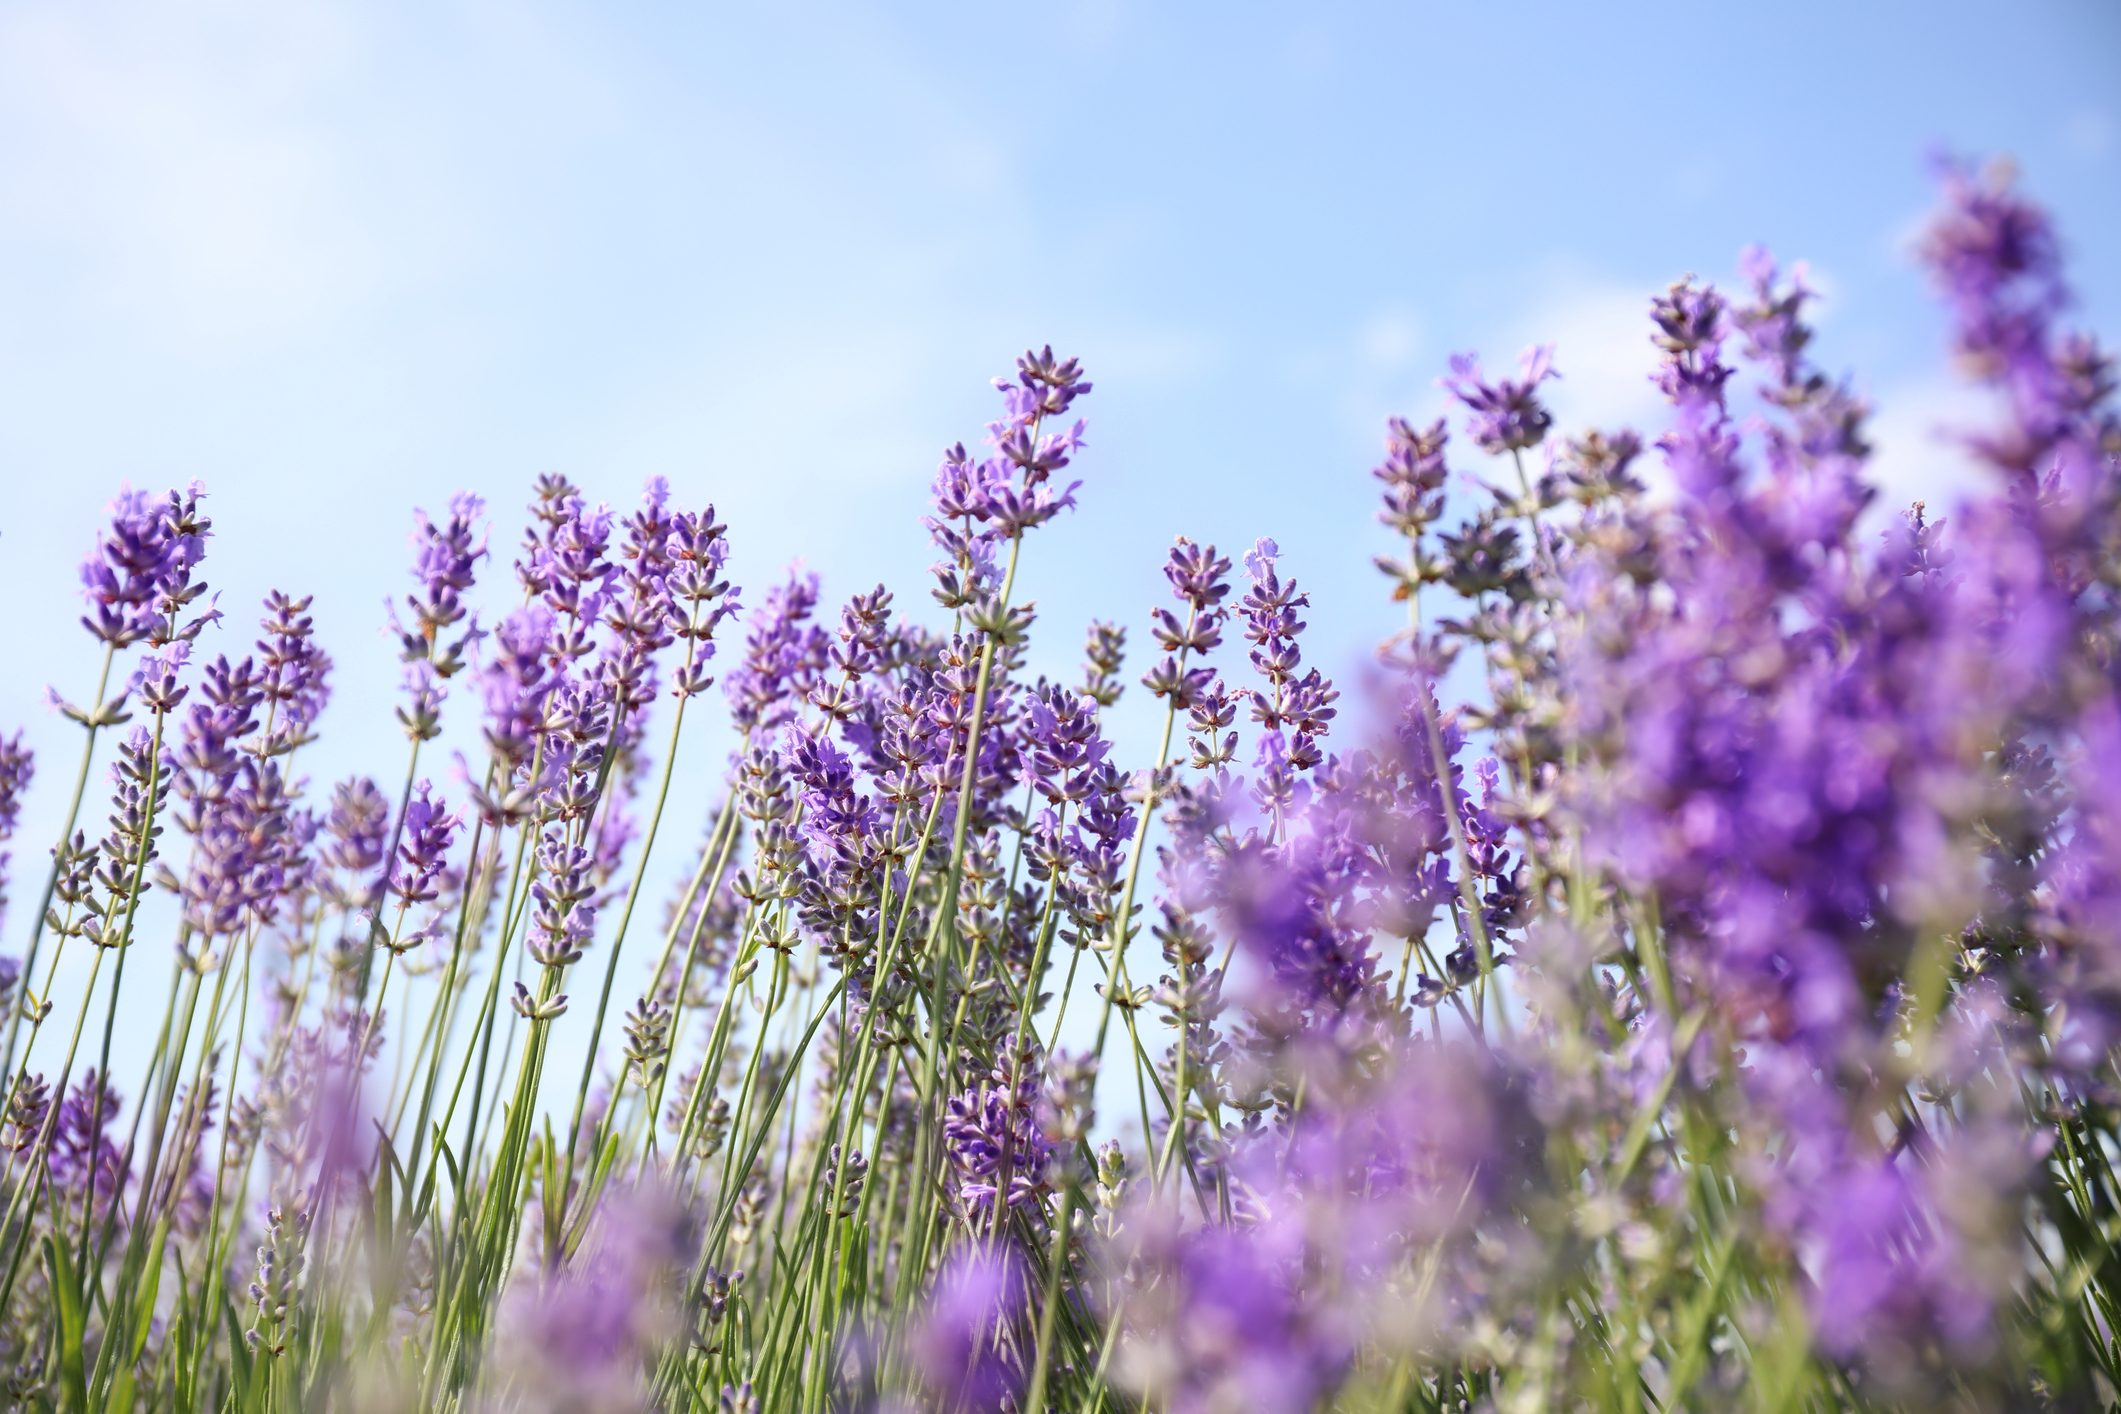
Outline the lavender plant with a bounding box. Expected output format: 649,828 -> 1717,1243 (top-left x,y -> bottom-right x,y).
0,157 -> 2114,1414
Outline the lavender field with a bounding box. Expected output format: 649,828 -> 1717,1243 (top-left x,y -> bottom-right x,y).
0,150 -> 2113,1412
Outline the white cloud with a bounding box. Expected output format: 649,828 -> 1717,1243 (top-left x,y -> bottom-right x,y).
1328,276 -> 1663,471
1093,325 -> 1222,388
1357,306 -> 1423,373
1863,375 -> 2001,527
2066,107 -> 2116,160
0,1 -> 393,350
1500,275 -> 1663,437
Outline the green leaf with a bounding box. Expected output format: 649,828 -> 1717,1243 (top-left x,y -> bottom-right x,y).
563,1129 -> 624,1262
42,1233 -> 88,1412
373,1128 -> 401,1248
434,1126 -> 465,1207
413,1123 -> 459,1231
219,1291 -> 254,1396
1611,1006 -> 1708,1186
539,1115 -> 564,1259
839,1220 -> 870,1309
127,1218 -> 167,1363
169,1247 -> 197,1414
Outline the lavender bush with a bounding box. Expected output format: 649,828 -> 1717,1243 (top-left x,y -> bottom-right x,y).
0,157 -> 2114,1413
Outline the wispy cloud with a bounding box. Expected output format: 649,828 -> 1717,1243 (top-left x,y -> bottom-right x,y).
0,2 -> 398,350
1864,374 -> 2002,527
2066,107 -> 2115,161
1501,276 -> 1663,438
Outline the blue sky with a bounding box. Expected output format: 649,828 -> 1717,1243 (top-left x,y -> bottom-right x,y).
1,0 -> 2116,1106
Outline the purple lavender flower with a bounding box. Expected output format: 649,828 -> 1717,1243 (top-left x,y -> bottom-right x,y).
1110,1198 -> 1345,1414
391,493 -> 488,739
667,499 -> 739,698
1080,618 -> 1128,706
476,606 -> 560,780
1020,682 -> 1110,805
0,153 -> 2112,1412
3,1072 -> 49,1155
85,727 -> 170,936
0,731 -> 31,934
184,757 -> 302,938
723,570 -> 828,738
77,483 -> 215,650
1920,156 -> 2068,456
489,1180 -> 697,1409
923,352 -> 1092,607
594,478 -> 688,730
1222,539 -> 1339,845
909,1245 -> 1030,1412
398,493 -> 488,666
254,591 -> 333,752
0,732 -> 34,843
943,1048 -> 1054,1217
526,832 -> 597,969
128,640 -> 193,716
322,777 -> 391,909
388,781 -> 460,911
517,478 -> 618,669
49,1068 -> 127,1203
1442,345 -> 1559,454
828,584 -> 894,686
1141,537 -> 1228,714
169,655 -> 264,832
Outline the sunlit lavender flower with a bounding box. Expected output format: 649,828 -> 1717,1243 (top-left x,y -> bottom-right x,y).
1080,618 -> 1128,706
77,483 -> 215,650
620,994 -> 670,1087
943,1047 -> 1054,1217
245,1204 -> 309,1357
476,606 -> 559,780
388,781 -> 460,911
392,493 -> 489,740
527,833 -> 597,969
84,727 -> 170,940
0,150 -> 2107,1414
666,499 -> 739,697
0,733 -> 33,843
1141,537 -> 1228,713
724,569 -> 828,738
254,591 -> 333,753
184,756 -> 302,939
398,493 -> 488,668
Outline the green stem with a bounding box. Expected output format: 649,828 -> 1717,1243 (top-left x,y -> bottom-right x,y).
0,645 -> 116,1085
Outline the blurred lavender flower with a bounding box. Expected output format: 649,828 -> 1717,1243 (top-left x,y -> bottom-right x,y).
322,777 -> 391,911
909,1245 -> 1030,1412
0,731 -> 30,934
49,1068 -> 127,1205
489,1180 -> 698,1412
